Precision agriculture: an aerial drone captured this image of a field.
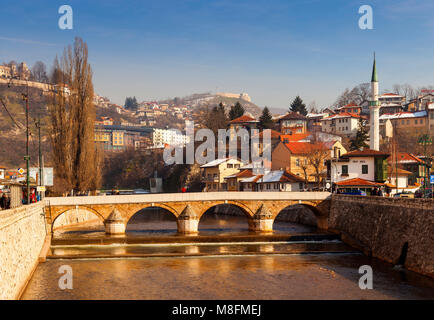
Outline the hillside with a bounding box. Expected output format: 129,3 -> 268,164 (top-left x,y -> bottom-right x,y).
160,92 -> 263,118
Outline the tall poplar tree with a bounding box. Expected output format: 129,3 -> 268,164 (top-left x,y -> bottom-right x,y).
49,37 -> 102,193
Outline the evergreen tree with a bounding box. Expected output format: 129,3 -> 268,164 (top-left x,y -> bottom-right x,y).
124,96 -> 139,111
350,119 -> 369,150
289,96 -> 307,115
229,101 -> 245,120
205,102 -> 228,134
259,106 -> 274,130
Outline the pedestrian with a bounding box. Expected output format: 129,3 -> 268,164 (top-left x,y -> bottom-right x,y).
0,193 -> 6,210
371,187 -> 377,196
378,188 -> 383,197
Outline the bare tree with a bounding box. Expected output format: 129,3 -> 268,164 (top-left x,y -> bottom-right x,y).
32,61 -> 48,83
334,83 -> 370,108
306,142 -> 329,189
48,37 -> 102,194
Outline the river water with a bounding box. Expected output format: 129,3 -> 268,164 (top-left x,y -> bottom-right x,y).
21,208 -> 434,300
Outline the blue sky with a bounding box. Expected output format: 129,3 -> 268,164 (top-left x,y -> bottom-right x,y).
1,0 -> 433,110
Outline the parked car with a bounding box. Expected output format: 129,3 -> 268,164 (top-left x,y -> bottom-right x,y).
133,189 -> 150,194
341,190 -> 366,196
415,189 -> 433,198
394,192 -> 415,198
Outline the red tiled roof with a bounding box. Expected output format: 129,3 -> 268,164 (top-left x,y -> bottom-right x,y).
230,115 -> 257,124
279,112 -> 307,120
254,130 -> 281,139
283,170 -> 305,183
235,170 -> 254,178
280,133 -> 311,142
382,93 -> 400,96
342,148 -> 389,158
284,142 -> 327,154
387,167 -> 412,176
336,178 -> 383,187
322,112 -> 361,119
388,152 -> 424,164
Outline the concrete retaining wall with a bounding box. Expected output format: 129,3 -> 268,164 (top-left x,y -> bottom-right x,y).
0,202 -> 47,299
329,195 -> 434,278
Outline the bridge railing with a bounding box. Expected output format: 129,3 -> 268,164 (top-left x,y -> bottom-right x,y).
45,191 -> 332,206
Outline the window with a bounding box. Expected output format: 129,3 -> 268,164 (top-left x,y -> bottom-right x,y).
401,120 -> 405,125
342,165 -> 348,175
213,173 -> 218,178
362,165 -> 368,174
296,158 -> 300,167
227,164 -> 233,168
266,184 -> 271,190
407,120 -> 410,125
235,164 -> 240,168
415,119 -> 418,124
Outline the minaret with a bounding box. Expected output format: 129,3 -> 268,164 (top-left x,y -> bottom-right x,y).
369,53 -> 380,151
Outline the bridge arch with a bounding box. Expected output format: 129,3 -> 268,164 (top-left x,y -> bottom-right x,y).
197,200 -> 254,220
124,203 -> 179,224
50,206 -> 105,233
272,201 -> 329,230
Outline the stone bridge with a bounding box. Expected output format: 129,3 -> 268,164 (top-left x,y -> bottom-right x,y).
45,192 -> 332,234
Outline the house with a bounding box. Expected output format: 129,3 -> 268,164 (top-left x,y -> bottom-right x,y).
256,170 -> 305,192
384,167 -> 418,196
251,129 -> 282,155
224,170 -> 255,191
336,104 -> 362,115
271,141 -> 346,183
276,112 -> 308,135
320,113 -> 363,137
427,102 -> 434,131
329,148 -> 390,193
387,152 -> 426,186
379,93 -> 405,105
228,115 -> 259,141
379,111 -> 428,132
306,113 -> 328,132
238,173 -> 263,191
200,158 -> 244,191
335,178 -> 384,195
380,103 -> 403,115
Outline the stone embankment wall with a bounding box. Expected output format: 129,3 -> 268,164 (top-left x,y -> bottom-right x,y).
329,195 -> 434,278
0,202 -> 47,299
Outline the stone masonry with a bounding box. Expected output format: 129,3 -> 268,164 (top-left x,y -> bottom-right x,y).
0,202 -> 47,299
329,195 -> 434,278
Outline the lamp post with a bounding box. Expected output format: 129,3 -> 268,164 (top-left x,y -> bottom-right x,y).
417,134 -> 432,197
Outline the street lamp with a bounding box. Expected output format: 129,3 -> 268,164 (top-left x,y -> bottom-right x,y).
417,134 -> 432,197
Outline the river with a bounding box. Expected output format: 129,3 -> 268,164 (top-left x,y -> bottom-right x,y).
21,208 -> 434,300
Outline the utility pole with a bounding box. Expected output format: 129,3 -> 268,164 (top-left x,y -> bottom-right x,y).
35,116 -> 44,199
418,134 -> 432,197
22,90 -> 30,205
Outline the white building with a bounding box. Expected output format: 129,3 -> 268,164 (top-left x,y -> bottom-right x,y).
320,113 -> 362,137
153,128 -> 190,147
